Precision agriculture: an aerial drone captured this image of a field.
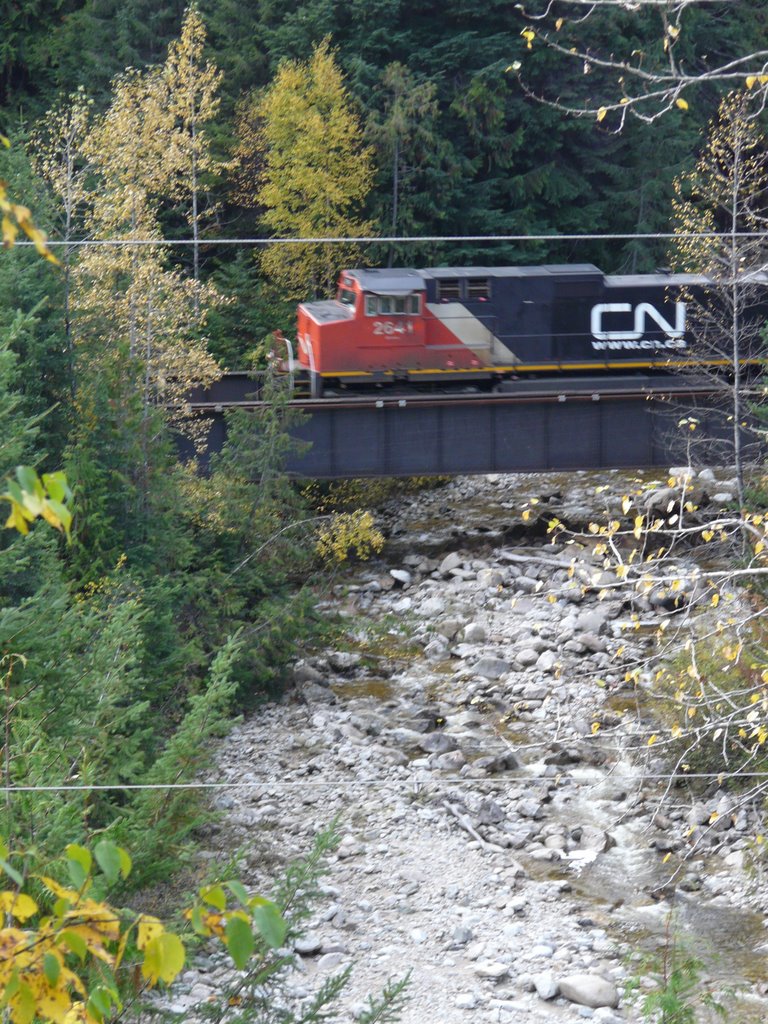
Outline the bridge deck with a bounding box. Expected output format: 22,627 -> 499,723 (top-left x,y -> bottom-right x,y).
187,375 -> 747,479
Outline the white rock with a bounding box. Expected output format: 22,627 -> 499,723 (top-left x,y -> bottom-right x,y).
558,974 -> 619,1008
455,992 -> 480,1009
533,971 -> 559,1000
463,622 -> 487,643
474,961 -> 509,980
317,952 -> 345,972
439,552 -> 463,574
390,569 -> 412,586
472,656 -> 510,679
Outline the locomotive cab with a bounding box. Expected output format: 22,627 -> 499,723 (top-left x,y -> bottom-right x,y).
296,269 -> 429,395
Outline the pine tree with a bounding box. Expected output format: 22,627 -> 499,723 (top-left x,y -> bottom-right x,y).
367,62 -> 454,266
253,37 -> 374,298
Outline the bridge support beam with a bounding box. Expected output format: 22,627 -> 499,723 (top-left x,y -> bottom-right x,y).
189,379 -> 753,479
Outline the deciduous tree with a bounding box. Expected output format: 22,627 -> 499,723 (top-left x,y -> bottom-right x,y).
253,37 -> 374,298
164,5 -> 226,314
669,90 -> 768,507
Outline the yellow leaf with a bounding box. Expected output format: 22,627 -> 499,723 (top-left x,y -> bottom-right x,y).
2,214 -> 18,247
755,540 -> 764,556
676,98 -> 689,110
746,75 -> 757,89
648,734 -> 657,746
522,509 -> 531,521
711,592 -> 720,607
555,17 -> 563,30
141,932 -> 185,986
0,890 -> 38,920
597,107 -> 607,122
136,914 -> 165,950
591,722 -> 601,735
662,852 -> 672,863
621,496 -> 631,514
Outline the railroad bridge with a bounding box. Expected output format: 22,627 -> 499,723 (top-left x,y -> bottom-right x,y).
187,373 -> 751,479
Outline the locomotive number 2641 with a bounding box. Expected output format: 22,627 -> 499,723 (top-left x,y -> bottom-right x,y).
373,320 -> 415,336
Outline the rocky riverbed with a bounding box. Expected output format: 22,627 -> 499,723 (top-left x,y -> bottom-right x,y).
153,470 -> 768,1024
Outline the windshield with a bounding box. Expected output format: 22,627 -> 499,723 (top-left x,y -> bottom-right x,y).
338,288 -> 357,307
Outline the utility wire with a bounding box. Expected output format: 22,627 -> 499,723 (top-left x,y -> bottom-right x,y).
2,771 -> 768,793
12,230 -> 768,248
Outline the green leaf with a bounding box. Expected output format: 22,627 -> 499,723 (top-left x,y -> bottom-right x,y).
58,929 -> 87,961
94,840 -> 122,884
41,471 -> 71,503
0,856 -> 23,887
190,904 -> 207,935
87,985 -> 119,1021
0,838 -> 7,860
43,953 -> 60,986
66,844 -> 92,888
225,915 -> 254,970
224,880 -> 250,907
16,982 -> 36,1024
16,465 -> 40,499
200,884 -> 227,910
251,898 -> 287,949
118,846 -> 132,879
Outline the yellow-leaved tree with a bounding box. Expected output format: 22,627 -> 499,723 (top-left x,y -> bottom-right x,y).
72,61 -> 221,450
670,91 -> 768,508
164,4 -> 226,316
253,37 -> 374,298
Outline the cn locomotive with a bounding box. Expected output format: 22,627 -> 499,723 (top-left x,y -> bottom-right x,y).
290,264 -> 750,398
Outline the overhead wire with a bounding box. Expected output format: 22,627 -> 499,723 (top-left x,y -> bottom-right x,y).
11,230 -> 768,247
3,769 -> 768,794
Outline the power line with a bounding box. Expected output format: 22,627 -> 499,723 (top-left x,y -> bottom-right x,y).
3,770 -> 768,794
12,231 -> 768,248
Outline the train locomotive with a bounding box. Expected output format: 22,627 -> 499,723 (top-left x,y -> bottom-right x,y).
291,263 -> 749,398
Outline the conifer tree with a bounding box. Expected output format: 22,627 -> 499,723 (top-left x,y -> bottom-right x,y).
253,38 -> 374,298
366,62 -> 452,265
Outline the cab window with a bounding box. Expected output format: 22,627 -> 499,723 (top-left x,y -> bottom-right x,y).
365,294 -> 420,315
338,288 -> 357,307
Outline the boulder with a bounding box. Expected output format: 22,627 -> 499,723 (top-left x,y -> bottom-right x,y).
533,972 -> 559,1000
463,622 -> 487,643
389,569 -> 412,587
472,656 -> 510,679
558,974 -> 619,1009
439,551 -> 463,575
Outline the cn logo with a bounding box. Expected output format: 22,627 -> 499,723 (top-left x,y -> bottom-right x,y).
590,302 -> 686,341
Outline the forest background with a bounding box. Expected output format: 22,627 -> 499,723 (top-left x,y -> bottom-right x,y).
0,0 -> 765,917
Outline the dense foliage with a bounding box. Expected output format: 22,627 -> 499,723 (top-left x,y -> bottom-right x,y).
0,0 -> 763,893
